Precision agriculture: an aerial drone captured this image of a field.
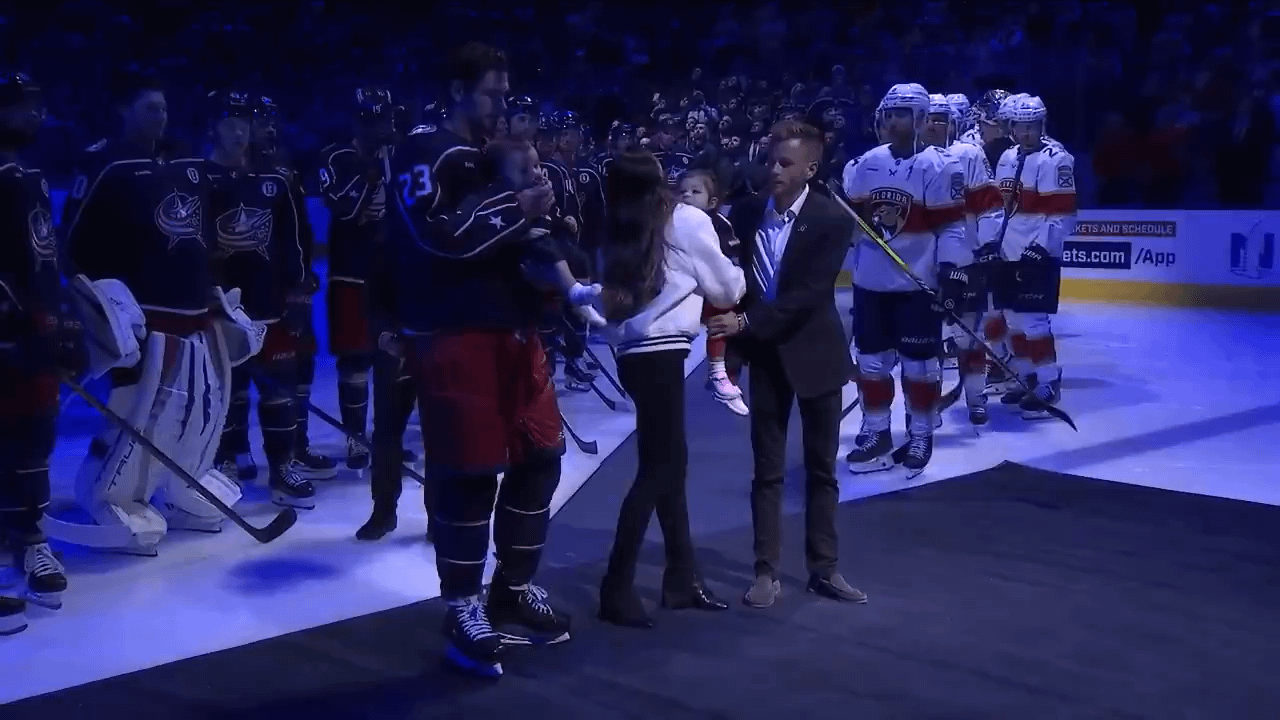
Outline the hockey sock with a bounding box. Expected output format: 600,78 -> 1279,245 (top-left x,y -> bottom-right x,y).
902,357 -> 942,436
1027,334 -> 1060,383
960,349 -> 988,403
256,387 -> 297,468
337,371 -> 370,434
435,473 -> 500,600
1008,333 -> 1035,380
492,456 -> 561,587
220,368 -> 252,458
855,351 -> 896,433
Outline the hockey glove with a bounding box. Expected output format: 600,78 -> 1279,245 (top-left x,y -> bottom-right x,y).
975,241 -> 1003,265
1021,243 -> 1053,264
35,305 -> 89,377
936,263 -> 969,314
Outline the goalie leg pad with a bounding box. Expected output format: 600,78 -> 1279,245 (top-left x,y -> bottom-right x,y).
156,328 -> 242,531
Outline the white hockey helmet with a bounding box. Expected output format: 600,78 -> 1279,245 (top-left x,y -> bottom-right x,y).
1007,95 -> 1048,124
996,92 -> 1031,122
878,83 -> 930,118
927,93 -> 957,121
945,93 -> 971,120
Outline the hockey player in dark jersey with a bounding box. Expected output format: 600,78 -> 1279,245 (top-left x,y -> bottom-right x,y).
56,71 -> 256,554
317,88 -> 395,472
205,90 -> 313,508
387,42 -> 603,677
251,96 -> 339,479
571,123 -> 605,279
0,72 -> 79,634
592,121 -> 636,175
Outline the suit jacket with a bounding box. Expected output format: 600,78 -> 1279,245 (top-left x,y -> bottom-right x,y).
728,189 -> 855,399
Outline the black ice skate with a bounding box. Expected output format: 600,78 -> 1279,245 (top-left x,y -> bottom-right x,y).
346,437 -> 370,471
355,504 -> 397,541
234,451 -> 258,482
968,402 -> 989,428
270,464 -> 316,509
562,356 -> 595,393
442,597 -> 506,678
898,433 -> 933,479
1019,378 -> 1062,420
487,574 -> 571,646
846,429 -> 894,474
292,445 -> 338,480
19,542 -> 67,610
1000,376 -> 1034,408
0,595 -> 26,636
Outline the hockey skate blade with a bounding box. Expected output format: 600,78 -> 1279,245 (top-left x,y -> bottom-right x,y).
847,456 -> 895,475
294,466 -> 339,481
272,491 -> 316,510
25,588 -> 63,611
443,644 -> 503,678
498,629 -> 571,646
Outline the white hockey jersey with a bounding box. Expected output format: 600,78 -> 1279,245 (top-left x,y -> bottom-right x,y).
993,142 -> 1077,259
842,144 -> 967,292
944,140 -> 1003,257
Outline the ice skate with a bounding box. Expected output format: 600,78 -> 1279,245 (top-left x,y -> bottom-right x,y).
292,445 -> 338,480
707,369 -> 748,416
355,504 -> 397,541
984,360 -> 1018,396
563,356 -> 595,393
1020,377 -> 1062,420
442,597 -> 506,678
898,433 -> 933,479
846,429 -> 894,474
968,402 -> 989,429
487,572 -> 571,646
0,595 -> 26,636
18,542 -> 67,610
270,464 -> 316,509
345,436 -> 370,471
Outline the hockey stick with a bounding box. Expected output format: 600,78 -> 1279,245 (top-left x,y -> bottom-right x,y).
584,345 -> 626,399
840,397 -> 861,420
826,180 -> 1076,431
62,376 -> 298,543
561,412 -> 598,454
587,379 -> 618,411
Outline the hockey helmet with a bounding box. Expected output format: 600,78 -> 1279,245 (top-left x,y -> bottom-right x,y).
254,95 -> 279,119
927,93 -> 957,122
207,89 -> 254,120
878,83 -> 930,118
1006,95 -> 1047,124
996,92 -> 1030,122
506,95 -> 536,119
552,109 -> 582,131
0,71 -> 45,144
971,89 -> 1010,125
945,94 -> 971,121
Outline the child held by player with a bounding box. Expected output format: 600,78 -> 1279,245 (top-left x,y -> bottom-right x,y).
677,170 -> 747,416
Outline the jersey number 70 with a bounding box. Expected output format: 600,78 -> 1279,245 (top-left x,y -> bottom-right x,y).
399,164 -> 432,205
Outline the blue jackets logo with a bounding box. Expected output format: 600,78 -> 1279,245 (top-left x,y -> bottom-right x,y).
1230,224 -> 1275,280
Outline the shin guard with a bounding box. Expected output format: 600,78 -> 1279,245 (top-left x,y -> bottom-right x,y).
492,456 -> 561,587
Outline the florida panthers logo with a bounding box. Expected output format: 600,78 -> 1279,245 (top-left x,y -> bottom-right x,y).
868,187 -> 913,239
28,207 -> 57,270
999,178 -> 1021,215
216,204 -> 273,258
155,192 -> 205,249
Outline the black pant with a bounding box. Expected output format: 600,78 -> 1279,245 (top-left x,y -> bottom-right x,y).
747,347 -> 841,579
606,349 -> 697,588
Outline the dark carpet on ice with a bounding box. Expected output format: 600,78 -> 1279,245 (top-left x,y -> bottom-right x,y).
9,366 -> 1280,720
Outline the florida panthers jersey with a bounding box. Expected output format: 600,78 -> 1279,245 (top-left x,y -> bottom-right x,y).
994,142 -> 1077,259
842,144 -> 967,292
944,140 -> 1003,258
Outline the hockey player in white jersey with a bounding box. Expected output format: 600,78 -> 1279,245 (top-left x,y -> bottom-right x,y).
945,93 -> 972,135
989,95 -> 1076,418
841,84 -> 969,477
921,94 -> 1004,428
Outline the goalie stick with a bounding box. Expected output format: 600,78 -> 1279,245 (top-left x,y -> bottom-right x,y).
826,179 -> 1076,431
62,376 -> 298,543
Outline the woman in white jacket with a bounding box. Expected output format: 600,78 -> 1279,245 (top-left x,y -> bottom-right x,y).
597,151 -> 746,628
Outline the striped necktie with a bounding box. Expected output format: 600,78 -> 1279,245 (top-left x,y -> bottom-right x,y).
754,209 -> 794,299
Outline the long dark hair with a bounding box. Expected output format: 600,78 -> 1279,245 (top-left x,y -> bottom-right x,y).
601,150 -> 673,322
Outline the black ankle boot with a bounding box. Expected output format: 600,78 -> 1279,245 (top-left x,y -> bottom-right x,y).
660,581 -> 729,611
356,503 -> 397,541
598,578 -> 653,629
